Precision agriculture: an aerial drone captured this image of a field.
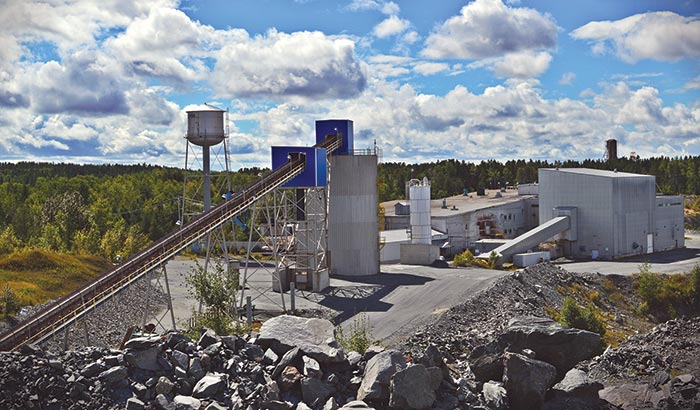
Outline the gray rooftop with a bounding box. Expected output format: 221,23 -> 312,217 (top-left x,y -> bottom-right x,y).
382,189 -> 534,218
540,167 -> 652,179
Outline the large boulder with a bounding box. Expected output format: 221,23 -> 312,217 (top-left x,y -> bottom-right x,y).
125,346 -> 162,371
598,383 -> 651,410
258,315 -> 345,363
173,395 -> 202,410
503,352 -> 557,410
192,373 -> 225,399
357,350 -> 406,401
388,364 -> 439,409
500,316 -> 602,375
543,369 -> 604,410
301,377 -> 335,408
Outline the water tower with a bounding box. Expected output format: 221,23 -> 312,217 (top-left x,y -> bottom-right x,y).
185,104 -> 227,213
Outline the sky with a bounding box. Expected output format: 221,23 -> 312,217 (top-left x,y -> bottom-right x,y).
0,0 -> 699,170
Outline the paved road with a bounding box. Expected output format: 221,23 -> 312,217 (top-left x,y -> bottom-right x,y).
557,233 -> 700,276
159,258 -> 504,347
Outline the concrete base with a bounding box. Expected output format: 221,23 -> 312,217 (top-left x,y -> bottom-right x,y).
312,270 -> 330,292
400,243 -> 440,265
513,251 -> 551,268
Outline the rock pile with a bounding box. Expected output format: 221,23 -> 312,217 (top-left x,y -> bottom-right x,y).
40,277 -> 169,352
0,315 -> 462,410
580,317 -> 700,410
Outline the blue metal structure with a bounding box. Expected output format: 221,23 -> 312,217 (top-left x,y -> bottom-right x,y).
315,119 -> 353,155
271,146 -> 327,188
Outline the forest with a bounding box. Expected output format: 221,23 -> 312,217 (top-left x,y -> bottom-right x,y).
0,155 -> 699,261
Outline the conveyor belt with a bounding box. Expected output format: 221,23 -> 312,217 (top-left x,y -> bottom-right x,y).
0,153 -> 310,351
0,134 -> 341,352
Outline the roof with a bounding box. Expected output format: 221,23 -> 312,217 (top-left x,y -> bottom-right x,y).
381,189 -> 535,218
540,167 -> 652,179
380,229 -> 448,243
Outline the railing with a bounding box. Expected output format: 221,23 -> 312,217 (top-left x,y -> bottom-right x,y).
0,154 -> 306,351
0,134 -> 343,352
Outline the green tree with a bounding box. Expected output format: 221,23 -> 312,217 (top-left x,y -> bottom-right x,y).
186,261 -> 240,336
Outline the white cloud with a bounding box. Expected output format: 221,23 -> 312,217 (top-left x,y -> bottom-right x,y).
571,11 -> 700,62
374,15 -> 410,38
470,51 -> 552,78
380,2 -> 400,15
211,30 -> 367,99
413,62 -> 450,76
559,72 -> 576,85
422,0 -> 557,59
106,7 -> 220,83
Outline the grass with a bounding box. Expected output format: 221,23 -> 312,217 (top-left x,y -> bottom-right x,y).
0,248 -> 110,309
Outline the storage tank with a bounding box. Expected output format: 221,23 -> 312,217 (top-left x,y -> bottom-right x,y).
186,106 -> 225,147
409,177 -> 431,245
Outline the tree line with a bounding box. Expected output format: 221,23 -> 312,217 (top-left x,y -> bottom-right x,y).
0,155 -> 698,260
377,156 -> 700,202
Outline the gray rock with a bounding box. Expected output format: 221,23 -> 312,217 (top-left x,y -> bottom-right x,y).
389,364 -> 437,409
346,351 -> 362,367
156,376 -> 176,395
362,345 -> 385,361
125,346 -> 162,371
322,397 -> 339,410
258,315 -> 345,363
503,352 -> 557,410
296,403 -> 313,410
98,365 -> 127,384
173,395 -> 202,410
550,368 -> 603,398
482,381 -> 507,410
357,350 -> 406,401
198,329 -> 220,349
80,361 -> 105,378
241,344 -> 265,361
599,383 -> 652,410
303,355 -> 322,379
192,373 -> 226,398
339,401 -> 374,409
301,377 -> 335,408
263,348 -> 279,365
426,366 -> 443,391
470,352 -> 503,382
189,357 -> 205,381
204,403 -> 227,410
155,393 -> 175,410
500,316 -> 602,375
272,347 -> 303,379
171,349 -> 190,370
125,335 -> 163,350
126,397 -> 146,410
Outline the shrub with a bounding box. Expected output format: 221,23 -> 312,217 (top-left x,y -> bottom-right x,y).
692,264 -> 700,303
559,296 -> 606,336
185,261 -> 240,336
1,284 -> 19,317
336,313 -> 373,354
635,262 -> 662,310
453,249 -> 474,267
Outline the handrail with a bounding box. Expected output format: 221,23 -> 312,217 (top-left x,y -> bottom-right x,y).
0,154 -> 306,351
0,133 -> 344,352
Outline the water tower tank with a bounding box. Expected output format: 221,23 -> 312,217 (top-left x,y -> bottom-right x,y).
186,106 -> 225,147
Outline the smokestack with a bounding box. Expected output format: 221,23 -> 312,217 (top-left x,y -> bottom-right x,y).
606,139 -> 618,161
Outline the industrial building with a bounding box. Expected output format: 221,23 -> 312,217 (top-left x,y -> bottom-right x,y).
383,167 -> 684,264
537,168 -> 684,260
381,188 -> 539,262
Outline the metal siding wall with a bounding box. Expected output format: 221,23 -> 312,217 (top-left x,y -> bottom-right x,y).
613,177 -> 655,257
654,196 -> 685,251
328,155 -> 379,276
539,169 -> 614,258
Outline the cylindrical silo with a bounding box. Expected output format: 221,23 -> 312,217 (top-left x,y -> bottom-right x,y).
409,177 -> 431,244
186,105 -> 226,212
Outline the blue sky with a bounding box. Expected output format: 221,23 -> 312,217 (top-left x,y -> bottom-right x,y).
0,0 -> 698,170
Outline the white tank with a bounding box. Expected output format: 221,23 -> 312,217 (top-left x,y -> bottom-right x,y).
409,177 -> 432,245
186,107 -> 225,147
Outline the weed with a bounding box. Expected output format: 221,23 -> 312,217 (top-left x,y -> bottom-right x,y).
1,284 -> 19,317
453,249 -> 474,267
336,313 -> 373,354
